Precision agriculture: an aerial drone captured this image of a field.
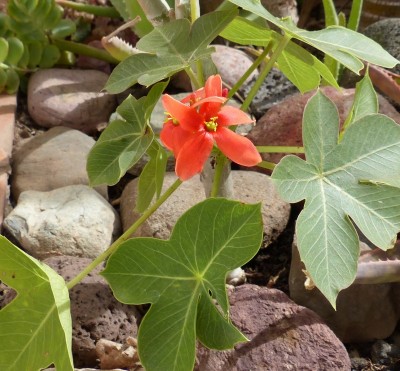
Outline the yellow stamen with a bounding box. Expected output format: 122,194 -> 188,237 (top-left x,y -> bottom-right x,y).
204,117 -> 218,132
164,112 -> 179,125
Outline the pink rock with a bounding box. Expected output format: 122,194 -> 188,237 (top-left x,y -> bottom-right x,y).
248,87 -> 400,169
0,94 -> 16,166
0,173 -> 8,231
196,284 -> 351,370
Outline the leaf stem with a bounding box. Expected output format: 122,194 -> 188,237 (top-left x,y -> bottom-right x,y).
257,160 -> 276,171
347,0 -> 364,31
51,38 -> 119,64
256,145 -> 304,153
190,0 -> 201,22
56,0 -> 120,17
66,178 -> 183,290
227,43 -> 272,101
241,33 -> 291,112
210,151 -> 228,197
185,66 -> 202,89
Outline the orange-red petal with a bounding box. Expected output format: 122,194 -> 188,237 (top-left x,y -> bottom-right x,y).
175,132 -> 213,180
159,121 -> 176,152
200,75 -> 224,119
162,94 -> 203,132
214,127 -> 261,166
217,106 -> 255,127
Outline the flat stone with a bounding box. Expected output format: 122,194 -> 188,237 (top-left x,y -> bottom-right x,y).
3,185 -> 120,259
195,284 -> 351,370
120,171 -> 290,246
11,126 -> 107,200
28,68 -> 116,133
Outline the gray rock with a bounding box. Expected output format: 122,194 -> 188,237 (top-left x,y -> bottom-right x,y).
195,284 -> 351,370
289,239 -> 399,343
43,256 -> 141,368
240,68 -> 297,119
3,185 -> 120,259
363,18 -> 400,75
120,171 -> 290,246
28,68 -> 116,133
211,45 -> 259,88
11,126 -> 107,200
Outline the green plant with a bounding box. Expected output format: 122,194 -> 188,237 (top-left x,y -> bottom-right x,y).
1,0 -> 400,370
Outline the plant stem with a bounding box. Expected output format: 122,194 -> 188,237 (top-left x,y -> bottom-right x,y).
190,0 -> 200,22
241,33 -> 291,112
56,0 -> 120,17
347,0 -> 364,31
256,145 -> 304,153
185,66 -> 202,89
66,178 -> 183,290
210,151 -> 228,197
52,38 -> 119,64
257,160 -> 276,171
227,43 -> 272,101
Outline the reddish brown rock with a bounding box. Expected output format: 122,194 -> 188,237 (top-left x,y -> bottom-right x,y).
249,87 -> 400,169
44,256 -> 141,368
195,284 -> 351,370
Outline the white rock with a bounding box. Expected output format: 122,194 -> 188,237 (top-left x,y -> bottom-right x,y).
28,68 -> 116,133
11,126 -> 107,200
3,185 -> 120,259
120,171 -> 290,245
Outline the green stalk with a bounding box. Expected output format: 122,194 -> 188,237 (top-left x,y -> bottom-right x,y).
185,66 -> 202,89
56,0 -> 120,17
257,160 -> 276,171
256,145 -> 304,153
52,38 -> 119,64
227,43 -> 272,101
347,0 -> 364,31
210,151 -> 228,197
190,0 -> 200,21
66,178 -> 183,290
241,33 -> 291,112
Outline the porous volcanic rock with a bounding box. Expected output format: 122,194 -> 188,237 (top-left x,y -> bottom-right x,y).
195,284 -> 351,370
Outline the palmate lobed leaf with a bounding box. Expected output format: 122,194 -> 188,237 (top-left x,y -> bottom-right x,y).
102,198 -> 263,371
105,9 -> 237,93
220,17 -> 339,93
228,0 -> 399,73
0,235 -> 73,371
272,90 -> 400,307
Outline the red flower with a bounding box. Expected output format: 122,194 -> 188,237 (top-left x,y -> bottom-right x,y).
160,75 -> 262,180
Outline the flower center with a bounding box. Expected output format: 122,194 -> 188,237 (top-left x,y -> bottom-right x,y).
164,112 -> 179,126
204,117 -> 218,132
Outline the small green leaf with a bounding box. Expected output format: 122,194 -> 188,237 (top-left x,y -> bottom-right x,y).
105,9 -> 237,93
0,37 -> 8,63
102,198 -> 263,371
272,90 -> 400,306
136,141 -> 169,212
0,236 -> 73,371
343,73 -> 378,134
51,19 -> 77,39
228,0 -> 399,73
87,82 -> 167,186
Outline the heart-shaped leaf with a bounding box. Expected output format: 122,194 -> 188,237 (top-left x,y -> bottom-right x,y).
272,90 -> 400,306
0,236 -> 73,371
102,198 -> 263,371
105,9 -> 237,93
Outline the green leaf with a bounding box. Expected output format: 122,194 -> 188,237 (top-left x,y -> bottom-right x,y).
102,198 -> 263,371
0,236 -> 73,371
105,9 -> 237,93
87,82 -> 167,186
228,0 -> 399,73
220,17 -> 339,92
272,91 -> 400,306
136,141 -> 169,213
